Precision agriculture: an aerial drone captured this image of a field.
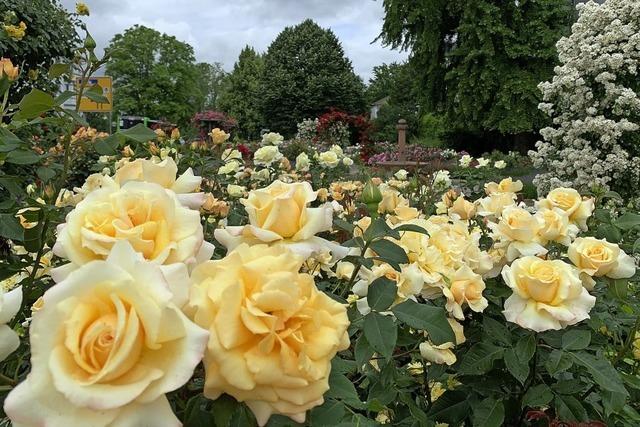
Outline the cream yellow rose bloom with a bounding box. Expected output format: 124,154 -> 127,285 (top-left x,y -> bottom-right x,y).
188,244 -> 350,426
501,256 -> 596,332
535,207 -> 578,246
444,265 -> 488,320
484,177 -> 523,195
568,237 -> 636,290
53,181 -> 213,303
4,242 -> 208,427
448,195 -> 476,220
351,262 -> 424,315
476,192 -> 517,217
489,206 -> 547,261
0,285 -> 22,362
215,180 -> 347,260
536,188 -> 594,231
114,157 -> 203,209
419,319 -> 466,366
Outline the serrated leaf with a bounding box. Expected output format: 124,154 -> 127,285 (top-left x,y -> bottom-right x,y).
569,351 -> 628,396
0,128 -> 22,151
354,334 -> 374,370
15,89 -> 56,119
61,109 -> 89,126
309,400 -> 347,426
428,391 -> 469,424
363,312 -> 397,359
615,212 -> 640,230
561,329 -> 591,350
394,223 -> 429,235
48,63 -> 70,78
554,394 -> 588,422
472,397 -> 505,427
522,384 -> 553,407
483,316 -> 511,346
333,218 -> 355,234
545,350 -> 572,376
119,123 -> 157,143
0,214 -> 23,241
459,343 -> 504,375
504,348 -> 529,384
94,134 -> 121,155
369,239 -> 409,268
391,299 -> 454,345
326,371 -> 363,408
84,84 -> 110,104
36,166 -> 56,182
367,276 -> 397,311
6,150 -> 42,165
363,217 -> 399,241
514,334 -> 536,362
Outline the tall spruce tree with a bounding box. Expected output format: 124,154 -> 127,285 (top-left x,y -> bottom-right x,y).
379,0 -> 573,145
218,46 -> 264,139
260,19 -> 366,136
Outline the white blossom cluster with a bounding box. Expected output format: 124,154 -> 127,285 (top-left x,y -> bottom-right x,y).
529,0 -> 640,198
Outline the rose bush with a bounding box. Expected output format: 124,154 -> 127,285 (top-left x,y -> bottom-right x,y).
1,18 -> 640,427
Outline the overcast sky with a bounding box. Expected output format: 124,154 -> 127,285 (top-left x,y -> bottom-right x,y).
59,0 -> 408,82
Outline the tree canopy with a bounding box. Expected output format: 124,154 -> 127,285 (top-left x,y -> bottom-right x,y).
379,0 -> 573,145
218,46 -> 264,139
105,25 -> 201,125
260,19 -> 366,136
194,62 -> 227,112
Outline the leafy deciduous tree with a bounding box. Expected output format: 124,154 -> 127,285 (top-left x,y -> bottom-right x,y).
106,25 -> 201,126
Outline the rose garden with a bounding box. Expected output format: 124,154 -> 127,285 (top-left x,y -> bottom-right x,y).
1,0 -> 639,426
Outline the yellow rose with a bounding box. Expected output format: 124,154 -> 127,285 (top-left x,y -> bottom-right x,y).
4,242 -> 208,427
0,57 -> 19,81
352,263 -> 424,314
336,261 -> 355,280
253,145 -> 283,166
317,150 -> 340,168
568,237 -> 636,289
419,319 -> 465,366
215,180 -> 345,260
537,188 -> 594,231
448,195 -> 476,220
484,177 -> 523,195
476,192 -> 517,217
114,157 -> 203,209
502,256 -> 596,332
53,181 -> 212,299
188,244 -> 350,426
209,127 -> 230,145
378,187 -> 404,214
489,206 -> 547,261
535,207 -> 577,245
444,265 -> 488,320
0,285 -> 22,362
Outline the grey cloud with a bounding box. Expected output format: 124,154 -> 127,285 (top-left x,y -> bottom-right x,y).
60,0 -> 407,80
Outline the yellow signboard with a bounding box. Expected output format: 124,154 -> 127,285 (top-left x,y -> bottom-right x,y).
75,76 -> 113,112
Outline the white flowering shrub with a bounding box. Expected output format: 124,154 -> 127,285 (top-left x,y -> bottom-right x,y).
530,0 -> 640,198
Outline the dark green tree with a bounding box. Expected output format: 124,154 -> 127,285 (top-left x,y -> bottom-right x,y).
218,46 -> 264,139
369,62 -> 421,141
366,62 -> 403,104
0,0 -> 81,103
260,19 -> 366,136
379,0 -> 572,146
106,25 -> 201,126
194,62 -> 227,111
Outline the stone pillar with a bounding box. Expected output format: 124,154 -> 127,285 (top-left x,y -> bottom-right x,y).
396,119 -> 408,161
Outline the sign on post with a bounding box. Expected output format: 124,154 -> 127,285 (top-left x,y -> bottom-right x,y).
75,76 -> 113,112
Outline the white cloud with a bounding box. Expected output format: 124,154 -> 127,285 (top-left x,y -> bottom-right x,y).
61,0 -> 407,80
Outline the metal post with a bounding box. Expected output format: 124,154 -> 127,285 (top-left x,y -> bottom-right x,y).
396,119 -> 408,162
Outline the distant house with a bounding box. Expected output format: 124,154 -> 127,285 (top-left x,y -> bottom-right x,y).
370,96 -> 389,119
